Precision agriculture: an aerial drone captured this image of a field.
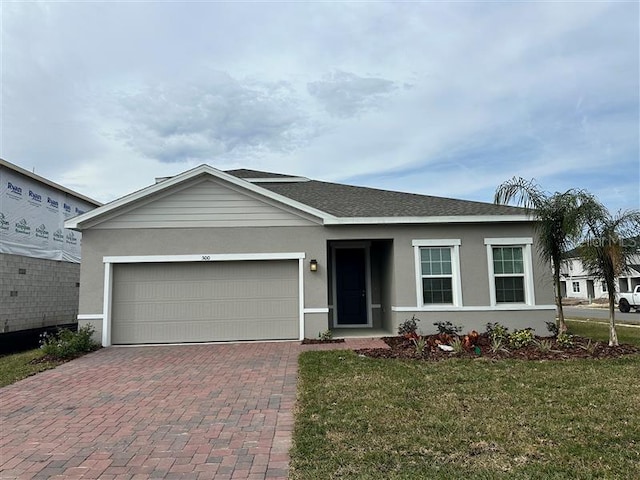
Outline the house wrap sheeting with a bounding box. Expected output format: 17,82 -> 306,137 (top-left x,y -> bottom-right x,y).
0,168 -> 95,263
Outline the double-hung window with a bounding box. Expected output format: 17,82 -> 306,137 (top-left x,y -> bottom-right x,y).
412,239 -> 462,307
572,281 -> 580,293
485,238 -> 535,306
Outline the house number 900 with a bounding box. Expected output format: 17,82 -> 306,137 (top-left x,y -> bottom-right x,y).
201,255 -> 211,261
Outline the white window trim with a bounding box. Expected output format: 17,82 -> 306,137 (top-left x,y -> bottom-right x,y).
572,281 -> 581,293
484,237 -> 534,306
412,239 -> 462,308
392,304 -> 556,312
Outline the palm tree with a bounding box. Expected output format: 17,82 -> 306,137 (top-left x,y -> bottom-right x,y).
580,209 -> 640,346
494,177 -> 601,334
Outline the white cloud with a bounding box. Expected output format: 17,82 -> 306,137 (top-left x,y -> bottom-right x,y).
308,71 -> 397,117
113,72 -> 310,163
1,1 -> 637,211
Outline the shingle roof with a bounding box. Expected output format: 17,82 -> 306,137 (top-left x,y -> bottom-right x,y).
225,169 -> 298,179
224,170 -> 526,218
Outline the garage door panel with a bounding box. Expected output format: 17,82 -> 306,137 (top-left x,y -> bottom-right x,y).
111,261 -> 299,344
115,317 -> 299,344
114,298 -> 298,323
115,278 -> 297,302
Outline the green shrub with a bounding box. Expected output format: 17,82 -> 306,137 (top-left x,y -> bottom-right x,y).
489,336 -> 509,354
40,325 -> 98,359
412,336 -> 427,355
535,339 -> 554,353
556,332 -> 575,348
433,321 -> 462,335
318,329 -> 333,341
450,337 -> 465,354
508,328 -> 534,349
485,322 -> 509,342
398,315 -> 420,336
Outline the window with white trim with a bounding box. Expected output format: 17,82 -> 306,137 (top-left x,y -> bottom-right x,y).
421,247 -> 453,303
485,238 -> 535,306
601,282 -> 607,292
412,239 -> 462,307
572,281 -> 580,293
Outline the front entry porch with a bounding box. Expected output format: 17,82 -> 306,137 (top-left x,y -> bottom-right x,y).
327,239 -> 394,336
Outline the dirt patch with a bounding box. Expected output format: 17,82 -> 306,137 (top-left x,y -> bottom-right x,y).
355,334 -> 640,361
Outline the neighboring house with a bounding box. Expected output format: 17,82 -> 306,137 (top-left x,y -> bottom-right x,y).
66,165 -> 555,347
0,159 -> 101,332
560,254 -> 640,302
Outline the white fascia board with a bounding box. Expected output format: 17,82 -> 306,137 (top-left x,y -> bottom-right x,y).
65,164 -> 333,230
324,215 -> 532,225
103,252 -> 306,264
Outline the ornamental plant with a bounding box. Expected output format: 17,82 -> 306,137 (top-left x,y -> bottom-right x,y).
556,332 -> 575,348
398,315 -> 420,338
508,328 -> 534,349
433,321 -> 462,335
40,325 -> 99,359
485,322 -> 509,342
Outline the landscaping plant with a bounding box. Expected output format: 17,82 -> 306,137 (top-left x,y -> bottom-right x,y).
398,315 -> 420,339
40,325 -> 99,360
534,339 -> 554,353
318,329 -> 333,341
433,320 -> 462,335
495,177 -> 601,334
555,332 -> 574,348
580,208 -> 640,346
485,322 -> 509,342
508,328 -> 534,349
412,336 -> 427,356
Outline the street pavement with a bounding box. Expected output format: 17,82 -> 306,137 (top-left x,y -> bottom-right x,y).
564,306 -> 640,325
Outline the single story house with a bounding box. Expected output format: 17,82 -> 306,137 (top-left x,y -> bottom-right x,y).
66,165 -> 555,346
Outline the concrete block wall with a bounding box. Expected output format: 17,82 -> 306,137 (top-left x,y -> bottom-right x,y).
0,253 -> 80,332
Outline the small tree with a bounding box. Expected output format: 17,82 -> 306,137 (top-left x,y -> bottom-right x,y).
495,177 -> 600,334
580,209 -> 640,346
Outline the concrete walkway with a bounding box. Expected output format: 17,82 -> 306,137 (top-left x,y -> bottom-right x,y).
0,338 -> 387,479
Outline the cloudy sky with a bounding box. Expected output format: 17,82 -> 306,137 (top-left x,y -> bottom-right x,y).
2,1 -> 638,212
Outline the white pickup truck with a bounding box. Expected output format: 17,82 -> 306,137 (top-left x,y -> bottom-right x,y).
617,285 -> 640,313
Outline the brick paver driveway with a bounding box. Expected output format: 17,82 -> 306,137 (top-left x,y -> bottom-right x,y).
1,339 -> 385,479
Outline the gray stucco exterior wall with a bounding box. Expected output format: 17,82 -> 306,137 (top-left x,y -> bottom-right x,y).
77,220 -> 555,342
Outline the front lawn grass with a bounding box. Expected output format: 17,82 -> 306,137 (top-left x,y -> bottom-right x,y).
291,350 -> 640,479
0,349 -> 61,388
566,319 -> 640,346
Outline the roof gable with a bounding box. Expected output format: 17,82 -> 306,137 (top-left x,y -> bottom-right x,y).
66,165 -> 329,230
91,177 -> 321,229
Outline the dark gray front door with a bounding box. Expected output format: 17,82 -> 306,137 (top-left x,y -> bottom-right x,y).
335,248 -> 368,325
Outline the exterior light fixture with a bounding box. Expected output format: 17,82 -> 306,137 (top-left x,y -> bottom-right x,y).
310,259 -> 318,272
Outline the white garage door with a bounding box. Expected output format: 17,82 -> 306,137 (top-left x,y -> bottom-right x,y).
111,260 -> 299,344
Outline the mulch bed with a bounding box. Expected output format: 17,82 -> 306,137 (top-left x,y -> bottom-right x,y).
301,338 -> 346,345
355,334 -> 640,361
